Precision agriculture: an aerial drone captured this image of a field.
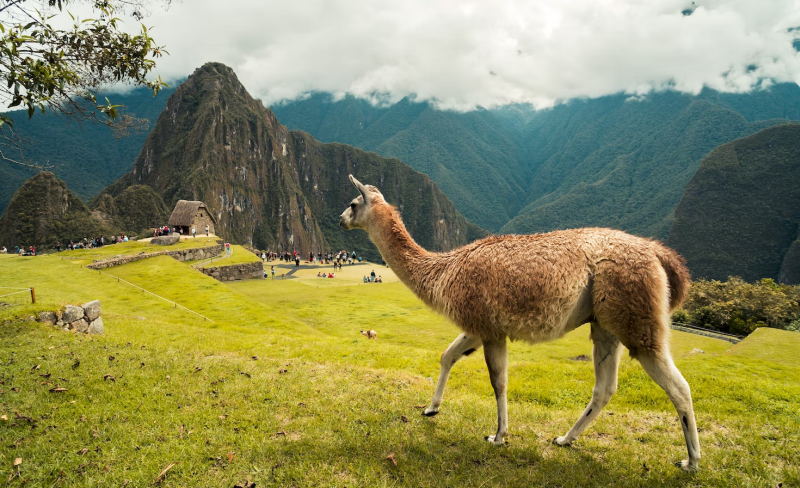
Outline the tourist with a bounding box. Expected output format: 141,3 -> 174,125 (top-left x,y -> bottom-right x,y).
205,224 -> 210,236
271,265 -> 275,279
192,227 -> 197,238
261,251 -> 266,261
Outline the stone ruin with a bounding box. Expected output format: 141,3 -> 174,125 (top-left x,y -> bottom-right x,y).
150,235 -> 180,246
36,300 -> 104,334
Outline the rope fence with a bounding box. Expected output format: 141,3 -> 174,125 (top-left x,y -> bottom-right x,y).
0,289 -> 30,299
0,286 -> 35,306
94,270 -> 213,323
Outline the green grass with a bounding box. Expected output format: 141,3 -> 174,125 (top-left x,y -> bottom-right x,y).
197,245 -> 261,269
58,236 -> 219,265
1,253 -> 798,487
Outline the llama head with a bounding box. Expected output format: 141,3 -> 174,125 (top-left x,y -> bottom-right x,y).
340,175 -> 384,230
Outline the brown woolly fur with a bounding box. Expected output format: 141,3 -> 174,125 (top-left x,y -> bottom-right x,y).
341,175 -> 701,470
361,201 -> 689,354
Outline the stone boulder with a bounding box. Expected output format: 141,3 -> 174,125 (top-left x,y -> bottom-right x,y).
88,317 -> 105,335
82,300 -> 101,321
36,311 -> 57,325
62,304 -> 84,323
151,235 -> 179,246
70,318 -> 89,333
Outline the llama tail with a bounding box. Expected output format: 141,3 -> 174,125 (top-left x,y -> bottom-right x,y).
655,243 -> 691,310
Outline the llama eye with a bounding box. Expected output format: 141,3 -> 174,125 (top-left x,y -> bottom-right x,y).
350,203 -> 356,209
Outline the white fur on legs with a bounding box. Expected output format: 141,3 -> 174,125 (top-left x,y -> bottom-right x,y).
637,350 -> 701,471
483,338 -> 508,445
555,324 -> 622,446
423,333 -> 482,416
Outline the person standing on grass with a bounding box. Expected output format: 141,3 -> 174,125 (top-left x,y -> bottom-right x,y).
271,265 -> 275,279
205,224 -> 210,236
192,227 -> 196,238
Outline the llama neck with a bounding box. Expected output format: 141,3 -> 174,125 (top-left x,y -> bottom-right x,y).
367,204 -> 432,290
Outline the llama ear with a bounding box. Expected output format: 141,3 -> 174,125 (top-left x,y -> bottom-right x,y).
349,174 -> 369,202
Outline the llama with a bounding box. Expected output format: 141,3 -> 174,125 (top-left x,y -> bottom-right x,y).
361,329 -> 378,339
340,175 -> 701,471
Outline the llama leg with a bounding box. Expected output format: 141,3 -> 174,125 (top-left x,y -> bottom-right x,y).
483,338 -> 508,445
423,333 -> 483,416
555,324 -> 622,446
637,350 -> 701,471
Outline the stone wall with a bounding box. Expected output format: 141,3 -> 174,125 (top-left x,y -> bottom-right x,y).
37,300 -> 104,334
87,243 -> 223,269
192,208 -> 215,236
200,261 -> 264,281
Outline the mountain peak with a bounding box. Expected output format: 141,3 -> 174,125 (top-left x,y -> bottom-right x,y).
100,64 -> 481,255
193,61 -> 236,77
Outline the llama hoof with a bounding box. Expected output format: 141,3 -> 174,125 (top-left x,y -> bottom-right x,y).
422,407 -> 439,417
553,436 -> 573,447
675,459 -> 699,472
484,435 -> 506,446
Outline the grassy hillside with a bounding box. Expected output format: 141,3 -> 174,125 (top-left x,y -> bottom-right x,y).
196,245 -> 260,268
1,253 -> 798,487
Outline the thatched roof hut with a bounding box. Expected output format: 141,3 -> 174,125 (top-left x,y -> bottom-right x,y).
168,200 -> 216,235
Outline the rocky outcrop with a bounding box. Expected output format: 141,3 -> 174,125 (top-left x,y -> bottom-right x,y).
100,62 -> 484,260
200,261 -> 264,281
86,243 -> 223,269
37,300 -> 105,334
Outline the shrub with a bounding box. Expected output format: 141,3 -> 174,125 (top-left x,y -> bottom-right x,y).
673,277 -> 800,334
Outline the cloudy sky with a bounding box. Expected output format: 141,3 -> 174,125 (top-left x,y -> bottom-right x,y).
120,0 -> 800,110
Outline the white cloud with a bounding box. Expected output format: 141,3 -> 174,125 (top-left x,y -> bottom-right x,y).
122,0 -> 800,110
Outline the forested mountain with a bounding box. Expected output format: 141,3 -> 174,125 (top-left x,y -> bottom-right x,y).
100,63 -> 483,256
273,93 -> 528,231
503,90 -> 797,237
0,172 -> 105,248
0,86 -> 174,214
3,64 -> 800,278
669,124 -> 800,283
274,85 -> 800,237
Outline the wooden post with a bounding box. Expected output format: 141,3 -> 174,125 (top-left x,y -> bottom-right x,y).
30,287 -> 35,304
